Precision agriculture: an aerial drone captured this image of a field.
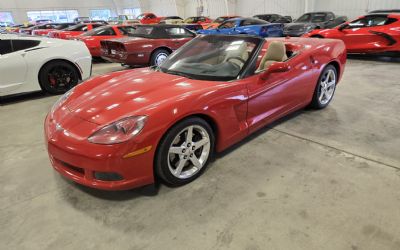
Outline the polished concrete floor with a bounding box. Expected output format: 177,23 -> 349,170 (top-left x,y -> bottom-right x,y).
1,58 -> 400,250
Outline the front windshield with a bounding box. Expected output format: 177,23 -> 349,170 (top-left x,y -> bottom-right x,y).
137,14 -> 145,20
159,35 -> 261,81
296,13 -> 327,23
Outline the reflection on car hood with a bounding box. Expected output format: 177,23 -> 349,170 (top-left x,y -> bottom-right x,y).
66,68 -> 220,124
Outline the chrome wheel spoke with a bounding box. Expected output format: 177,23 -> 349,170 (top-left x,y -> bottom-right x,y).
186,126 -> 194,143
174,157 -> 187,176
194,137 -> 209,150
190,155 -> 202,169
169,146 -> 184,155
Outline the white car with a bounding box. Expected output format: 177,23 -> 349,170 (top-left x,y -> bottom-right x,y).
0,34 -> 92,96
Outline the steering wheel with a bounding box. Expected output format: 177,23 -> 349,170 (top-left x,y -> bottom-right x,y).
227,56 -> 246,65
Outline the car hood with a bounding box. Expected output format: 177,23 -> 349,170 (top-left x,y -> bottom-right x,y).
66,68 -> 219,125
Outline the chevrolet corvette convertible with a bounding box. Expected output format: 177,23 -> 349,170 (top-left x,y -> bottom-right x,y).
198,18 -> 283,37
101,25 -> 195,66
303,13 -> 400,55
45,35 -> 346,190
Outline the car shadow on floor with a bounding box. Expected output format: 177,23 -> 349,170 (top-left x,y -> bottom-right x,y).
0,91 -> 54,106
347,54 -> 400,63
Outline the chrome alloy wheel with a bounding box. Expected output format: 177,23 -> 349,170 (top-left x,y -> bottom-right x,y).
155,52 -> 168,66
318,68 -> 336,105
167,125 -> 211,179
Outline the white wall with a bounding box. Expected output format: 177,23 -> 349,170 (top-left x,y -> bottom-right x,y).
236,0 -> 306,19
312,0 -> 400,19
2,0 -> 400,23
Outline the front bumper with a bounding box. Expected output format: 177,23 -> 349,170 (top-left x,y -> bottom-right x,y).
44,112 -> 155,190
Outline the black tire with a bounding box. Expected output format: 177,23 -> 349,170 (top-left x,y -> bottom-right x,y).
150,49 -> 170,67
39,61 -> 80,95
155,117 -> 215,187
310,64 -> 337,109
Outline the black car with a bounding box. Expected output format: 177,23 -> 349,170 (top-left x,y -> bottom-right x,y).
283,12 -> 347,37
253,14 -> 292,23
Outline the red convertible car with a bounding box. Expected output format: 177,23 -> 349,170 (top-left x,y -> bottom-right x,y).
73,25 -> 136,57
48,23 -> 105,39
101,25 -> 195,66
303,13 -> 400,55
45,35 -> 346,190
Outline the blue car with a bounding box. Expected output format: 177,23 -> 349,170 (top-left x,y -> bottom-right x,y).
197,18 -> 283,37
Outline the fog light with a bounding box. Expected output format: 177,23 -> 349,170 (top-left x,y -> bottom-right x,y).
94,172 -> 123,181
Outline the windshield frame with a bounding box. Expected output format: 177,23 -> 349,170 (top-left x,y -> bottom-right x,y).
158,35 -> 264,81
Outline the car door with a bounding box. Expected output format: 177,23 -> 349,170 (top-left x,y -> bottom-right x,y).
340,15 -> 396,52
0,39 -> 28,94
246,45 -> 314,133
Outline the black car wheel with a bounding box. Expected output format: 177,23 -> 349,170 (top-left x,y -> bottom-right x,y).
39,61 -> 80,95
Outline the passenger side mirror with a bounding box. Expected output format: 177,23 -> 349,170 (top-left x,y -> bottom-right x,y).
260,62 -> 290,80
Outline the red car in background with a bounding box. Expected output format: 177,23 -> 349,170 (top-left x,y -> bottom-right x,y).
31,23 -> 76,36
48,23 -> 105,39
101,25 -> 195,66
73,25 -> 136,57
45,35 -> 346,190
136,13 -> 163,24
303,13 -> 400,55
183,16 -> 213,28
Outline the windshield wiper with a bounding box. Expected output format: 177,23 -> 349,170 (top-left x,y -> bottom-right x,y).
164,70 -> 193,79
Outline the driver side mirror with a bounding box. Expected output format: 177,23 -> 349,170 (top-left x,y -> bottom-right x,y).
260,62 -> 290,80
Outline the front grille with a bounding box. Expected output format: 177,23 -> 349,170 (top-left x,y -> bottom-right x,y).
60,161 -> 84,176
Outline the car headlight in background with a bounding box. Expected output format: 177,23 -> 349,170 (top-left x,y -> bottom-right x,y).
88,116 -> 147,144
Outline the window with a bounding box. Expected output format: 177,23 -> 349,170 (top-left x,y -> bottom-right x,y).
165,27 -> 194,38
90,9 -> 111,20
0,40 -> 12,55
12,40 -> 40,52
0,12 -> 14,24
349,15 -> 395,27
27,10 -> 78,23
241,19 -> 268,26
219,21 -> 236,29
117,26 -> 136,35
84,27 -> 116,36
123,8 -> 141,18
0,40 -> 40,55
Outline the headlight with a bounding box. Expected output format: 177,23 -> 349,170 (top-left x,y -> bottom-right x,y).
50,88 -> 74,115
88,116 -> 147,144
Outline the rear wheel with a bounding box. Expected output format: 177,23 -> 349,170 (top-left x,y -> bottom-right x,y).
150,49 -> 170,66
39,61 -> 80,95
155,117 -> 215,186
310,65 -> 337,109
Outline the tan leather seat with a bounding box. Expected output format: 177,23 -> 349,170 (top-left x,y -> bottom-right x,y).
257,41 -> 287,71
223,41 -> 249,67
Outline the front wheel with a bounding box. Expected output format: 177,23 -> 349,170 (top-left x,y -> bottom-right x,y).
39,61 -> 80,95
155,117 -> 215,186
310,65 -> 337,109
150,49 -> 170,67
